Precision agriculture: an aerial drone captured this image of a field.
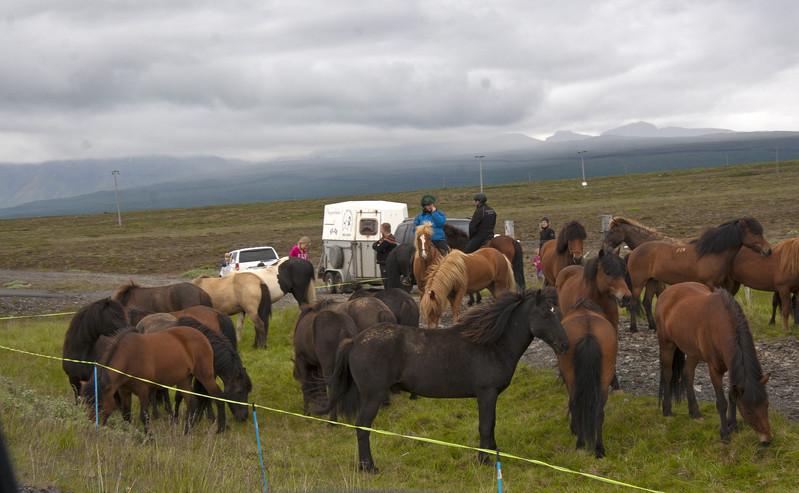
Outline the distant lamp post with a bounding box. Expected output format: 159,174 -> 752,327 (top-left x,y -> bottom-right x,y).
475,154 -> 485,192
577,151 -> 588,187
775,146 -> 780,173
111,170 -> 121,226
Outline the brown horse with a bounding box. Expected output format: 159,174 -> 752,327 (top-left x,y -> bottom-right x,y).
113,281 -> 213,313
192,272 -> 272,349
413,222 -> 444,295
557,299 -> 618,458
419,249 -> 515,327
627,218 -> 772,332
728,238 -> 799,330
655,282 -> 772,445
349,285 -> 420,327
556,248 -> 631,330
540,221 -> 587,286
485,234 -> 526,291
132,305 -> 237,349
82,326 -> 226,434
603,216 -> 686,251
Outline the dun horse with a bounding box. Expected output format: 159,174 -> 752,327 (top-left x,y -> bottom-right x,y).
419,248 -> 515,327
627,218 -> 772,332
655,282 -> 772,445
323,289 -> 569,472
113,281 -> 212,313
557,299 -> 618,458
540,221 -> 587,285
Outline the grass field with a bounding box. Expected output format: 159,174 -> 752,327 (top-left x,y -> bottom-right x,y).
2,159 -> 799,491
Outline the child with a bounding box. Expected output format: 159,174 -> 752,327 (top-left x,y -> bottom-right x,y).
532,248 -> 543,281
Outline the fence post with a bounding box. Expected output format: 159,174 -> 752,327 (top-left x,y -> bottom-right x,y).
504,220 -> 514,237
601,214 -> 613,240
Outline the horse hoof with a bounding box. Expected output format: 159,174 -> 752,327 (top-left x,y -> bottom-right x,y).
359,462 -> 379,474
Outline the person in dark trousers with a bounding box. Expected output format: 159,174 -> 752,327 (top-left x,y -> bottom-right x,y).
413,194 -> 449,254
464,192 -> 496,253
373,222 -> 398,288
539,217 -> 556,250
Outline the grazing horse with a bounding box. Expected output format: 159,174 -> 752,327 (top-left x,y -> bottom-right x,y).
192,272 -> 272,348
486,235 -> 526,291
728,238 -> 799,330
555,248 -> 631,330
113,281 -> 213,313
250,256 -> 317,306
557,299 -> 618,458
413,222 -> 445,295
385,243 -> 416,292
540,221 -> 587,286
349,285 -> 420,327
655,283 -> 772,445
62,298 -> 132,403
420,249 -> 515,327
323,289 -> 569,472
627,218 -> 772,332
132,305 -> 237,350
82,326 -> 226,434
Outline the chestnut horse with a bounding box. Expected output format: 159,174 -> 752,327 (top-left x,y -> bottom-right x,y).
486,235 -> 526,291
655,282 -> 772,446
627,218 -> 772,332
557,299 -> 618,458
540,221 -> 587,286
192,272 -> 272,349
113,281 -> 213,313
412,222 -> 444,295
131,305 -> 237,350
419,249 -> 515,327
728,238 -> 799,330
556,248 -> 631,330
82,326 -> 226,434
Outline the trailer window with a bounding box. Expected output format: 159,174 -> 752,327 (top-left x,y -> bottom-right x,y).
359,219 -> 378,236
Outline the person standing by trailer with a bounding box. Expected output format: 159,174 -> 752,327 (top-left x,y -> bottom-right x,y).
413,194 -> 449,253
373,223 -> 398,288
290,236 -> 311,260
539,217 -> 556,250
464,192 -> 496,253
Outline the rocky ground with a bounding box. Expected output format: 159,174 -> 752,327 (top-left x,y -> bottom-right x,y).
2,270 -> 798,425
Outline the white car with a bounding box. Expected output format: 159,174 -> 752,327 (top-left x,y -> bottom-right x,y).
219,246 -> 280,276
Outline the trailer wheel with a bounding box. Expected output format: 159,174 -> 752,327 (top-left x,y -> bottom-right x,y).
324,272 -> 338,294
334,272 -> 344,292
328,246 -> 344,269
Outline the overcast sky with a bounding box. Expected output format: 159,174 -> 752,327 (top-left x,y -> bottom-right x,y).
2,0 -> 798,164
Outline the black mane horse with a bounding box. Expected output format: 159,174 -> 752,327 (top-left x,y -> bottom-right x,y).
62,298 -> 132,403
385,243 -> 416,291
323,288 -> 569,472
277,256 -> 317,305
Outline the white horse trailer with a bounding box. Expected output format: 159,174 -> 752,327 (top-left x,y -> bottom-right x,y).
318,200 -> 408,293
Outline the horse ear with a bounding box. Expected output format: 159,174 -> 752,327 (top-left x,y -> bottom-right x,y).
429,291 -> 436,301
760,373 -> 771,385
598,247 -> 605,258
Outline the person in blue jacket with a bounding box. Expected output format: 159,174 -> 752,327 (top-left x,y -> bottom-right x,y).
413,194 -> 449,254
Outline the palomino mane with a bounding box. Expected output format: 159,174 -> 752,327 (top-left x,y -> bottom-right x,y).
458,288 -> 558,345
774,238 -> 799,276
694,218 -> 763,257
556,221 -> 587,254
718,289 -> 768,407
582,250 -> 627,285
419,251 -> 467,320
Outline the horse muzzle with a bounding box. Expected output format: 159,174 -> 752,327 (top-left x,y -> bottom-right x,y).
618,293 -> 632,307
572,254 -> 583,265
760,247 -> 773,257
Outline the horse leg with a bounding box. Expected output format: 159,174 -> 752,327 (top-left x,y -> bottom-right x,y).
659,344 -> 675,417
726,385 -> 740,434
356,396 -> 384,473
594,394 -> 608,459
778,289 -> 791,331
708,370 -> 731,442
476,391 -> 499,465
119,390 -> 133,423
643,280 -> 658,331
683,357 -> 703,419
629,284 -> 643,333
769,291 -> 779,325
235,312 -> 245,342
135,387 -> 152,434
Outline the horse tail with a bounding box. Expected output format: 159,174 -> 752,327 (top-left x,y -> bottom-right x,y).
216,312 -> 238,352
510,239 -> 526,291
659,347 -> 685,404
385,250 -> 402,289
501,255 -> 516,293
304,278 -> 316,305
569,333 -> 603,450
318,338 -> 359,420
258,282 -> 273,335
397,298 -> 421,327
378,309 -> 395,324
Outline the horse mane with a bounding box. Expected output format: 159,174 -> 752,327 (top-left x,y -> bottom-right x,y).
568,297 -> 603,314
63,298 -> 131,358
426,251 -> 467,294
774,238 -> 799,276
718,289 -> 768,407
694,218 -> 763,257
582,250 -> 627,285
556,221 -> 587,254
608,217 -> 680,244
96,326 -> 140,366
112,281 -> 141,305
176,317 -> 251,390
458,288 -> 558,345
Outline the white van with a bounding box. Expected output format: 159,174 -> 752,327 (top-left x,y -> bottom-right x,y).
318,200 -> 408,293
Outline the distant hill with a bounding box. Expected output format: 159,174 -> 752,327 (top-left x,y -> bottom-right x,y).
546,131 -> 593,142
0,127 -> 797,219
601,121 -> 735,138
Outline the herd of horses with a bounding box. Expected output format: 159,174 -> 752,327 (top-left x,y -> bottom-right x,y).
59,214 -> 798,472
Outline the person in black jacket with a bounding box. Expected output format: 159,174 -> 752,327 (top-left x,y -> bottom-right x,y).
464,192 -> 496,253
373,222 -> 398,288
539,216 -> 556,250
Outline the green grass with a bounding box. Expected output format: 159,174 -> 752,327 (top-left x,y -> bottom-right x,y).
2,303 -> 799,492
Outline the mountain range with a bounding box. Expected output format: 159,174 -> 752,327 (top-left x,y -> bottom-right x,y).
0,122 -> 796,219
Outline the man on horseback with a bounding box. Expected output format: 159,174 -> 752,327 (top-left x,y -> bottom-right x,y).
413,194 -> 449,254
464,192 -> 496,253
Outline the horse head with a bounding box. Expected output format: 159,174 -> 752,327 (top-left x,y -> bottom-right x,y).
531,289 -> 569,355
415,222 -> 434,261
225,366 -> 253,422
739,218 -> 772,257
557,221 -> 587,265
420,289 -> 444,328
733,373 -> 773,446
592,249 -> 632,307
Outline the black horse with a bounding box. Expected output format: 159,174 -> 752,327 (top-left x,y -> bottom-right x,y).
62,298 -> 132,403
277,256 -> 317,305
323,288 -> 569,472
385,243 -> 416,292
770,291 -> 799,326
349,285 -> 420,327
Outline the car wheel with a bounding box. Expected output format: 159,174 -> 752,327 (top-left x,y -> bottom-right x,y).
324,272 -> 338,294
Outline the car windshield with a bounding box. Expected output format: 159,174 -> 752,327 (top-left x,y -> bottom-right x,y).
239,248 -> 278,263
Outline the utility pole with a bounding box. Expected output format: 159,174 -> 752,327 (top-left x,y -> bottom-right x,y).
775,146 -> 780,173
475,155 -> 485,192
577,151 -> 587,187
111,170 -> 121,226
